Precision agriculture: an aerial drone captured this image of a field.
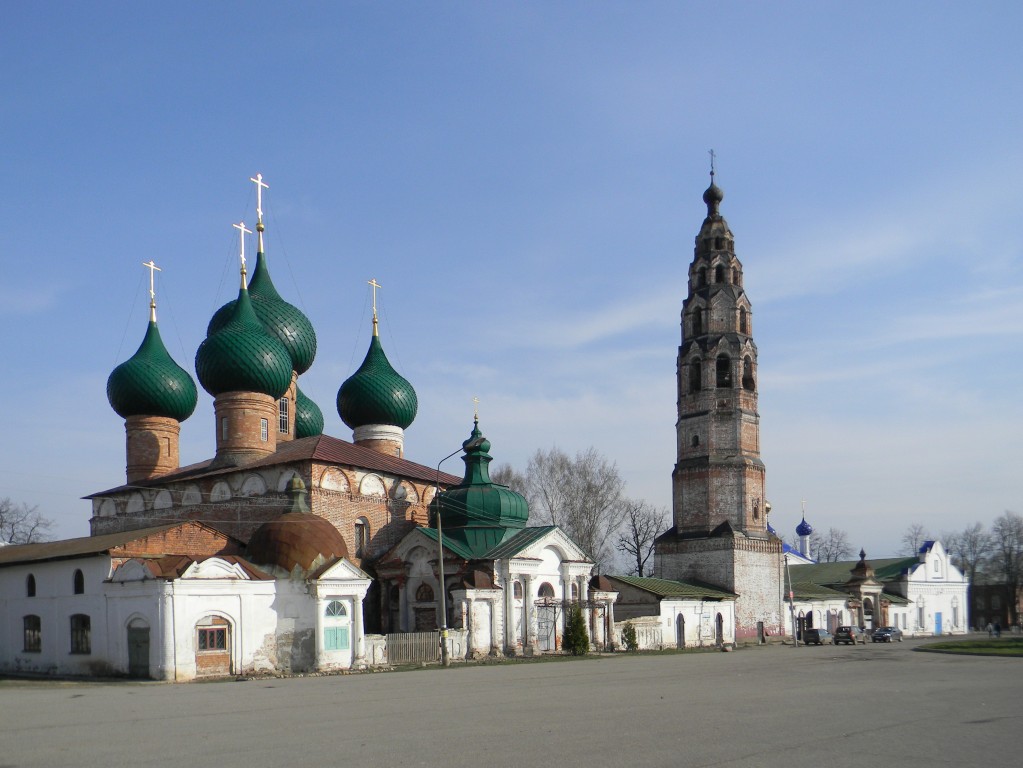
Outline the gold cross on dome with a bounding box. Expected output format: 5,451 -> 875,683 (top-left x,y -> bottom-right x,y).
233,221 -> 253,280
143,260 -> 161,320
249,173 -> 269,222
368,278 -> 382,334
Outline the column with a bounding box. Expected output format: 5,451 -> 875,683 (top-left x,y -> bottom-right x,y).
353,595 -> 367,667
314,595 -> 326,670
490,595 -> 501,656
523,574 -> 536,654
504,575 -> 517,654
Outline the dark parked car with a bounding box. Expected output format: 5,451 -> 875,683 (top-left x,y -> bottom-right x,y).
803,628 -> 832,645
834,625 -> 867,645
872,626 -> 904,643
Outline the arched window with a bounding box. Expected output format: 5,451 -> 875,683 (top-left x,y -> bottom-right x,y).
513,581 -> 523,600
23,615 -> 41,653
26,574 -> 35,597
742,357 -> 755,391
70,614 -> 91,654
739,307 -> 748,334
73,569 -> 85,595
689,359 -> 702,393
354,518 -> 370,558
715,265 -> 725,283
698,268 -> 707,287
691,309 -> 703,337
691,435 -> 700,448
416,584 -> 434,602
538,582 -> 555,599
733,268 -> 740,285
716,355 -> 732,388
571,583 -> 579,601
715,237 -> 724,250
325,600 -> 347,618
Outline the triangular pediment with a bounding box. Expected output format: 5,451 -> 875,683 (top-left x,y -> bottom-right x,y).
314,557 -> 372,581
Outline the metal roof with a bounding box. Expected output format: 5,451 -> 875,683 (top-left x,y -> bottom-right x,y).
608,575 -> 737,600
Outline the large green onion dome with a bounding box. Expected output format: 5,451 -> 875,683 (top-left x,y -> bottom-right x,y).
430,420 -> 529,533
196,287 -> 292,399
107,320 -> 198,421
207,251 -> 317,375
247,477 -> 349,573
295,385 -> 324,438
336,333 -> 418,430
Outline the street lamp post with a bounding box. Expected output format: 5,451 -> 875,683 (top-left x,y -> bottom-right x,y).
434,437 -> 486,667
785,553 -> 799,648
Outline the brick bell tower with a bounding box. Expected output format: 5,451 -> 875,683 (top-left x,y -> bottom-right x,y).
654,168 -> 784,642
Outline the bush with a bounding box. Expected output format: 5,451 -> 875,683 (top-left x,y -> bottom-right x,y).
563,604 -> 590,656
622,621 -> 638,651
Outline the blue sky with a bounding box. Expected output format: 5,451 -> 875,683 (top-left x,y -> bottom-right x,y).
2,2 -> 1021,558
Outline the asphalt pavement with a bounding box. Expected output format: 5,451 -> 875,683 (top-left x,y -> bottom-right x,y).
1,636 -> 1019,768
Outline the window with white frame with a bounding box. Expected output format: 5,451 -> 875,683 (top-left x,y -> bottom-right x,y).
278,397 -> 289,434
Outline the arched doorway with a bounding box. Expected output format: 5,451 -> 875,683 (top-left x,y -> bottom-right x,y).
536,582 -> 558,652
676,614 -> 686,648
127,618 -> 150,679
863,598 -> 875,630
715,613 -> 724,646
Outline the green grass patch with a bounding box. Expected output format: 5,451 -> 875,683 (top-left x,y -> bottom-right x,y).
918,637 -> 1023,657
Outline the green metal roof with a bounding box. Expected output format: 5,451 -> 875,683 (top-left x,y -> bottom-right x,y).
336,334 -> 418,429
483,526 -> 559,559
788,581 -> 851,601
790,556 -> 919,587
431,421 -> 528,540
415,527 -> 476,561
196,286 -> 293,398
107,320 -> 197,421
609,575 -> 736,600
208,251 -> 317,374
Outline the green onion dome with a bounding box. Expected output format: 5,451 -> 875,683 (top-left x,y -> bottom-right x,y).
295,385 -> 324,438
336,334 -> 418,430
196,287 -> 293,398
207,251 -> 317,374
107,320 -> 198,421
430,420 -> 529,531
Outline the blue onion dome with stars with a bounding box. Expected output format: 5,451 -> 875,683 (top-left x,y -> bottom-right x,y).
295,385 -> 324,439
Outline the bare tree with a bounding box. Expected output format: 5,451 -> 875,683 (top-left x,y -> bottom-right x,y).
489,464 -> 526,494
900,523 -> 932,556
0,498 -> 54,545
523,446 -> 625,569
942,522 -> 992,586
990,511 -> 1023,626
616,500 -> 668,577
810,527 -> 852,563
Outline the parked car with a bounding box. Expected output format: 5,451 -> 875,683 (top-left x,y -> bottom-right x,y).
834,626 -> 867,645
872,626 -> 904,643
803,628 -> 833,645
